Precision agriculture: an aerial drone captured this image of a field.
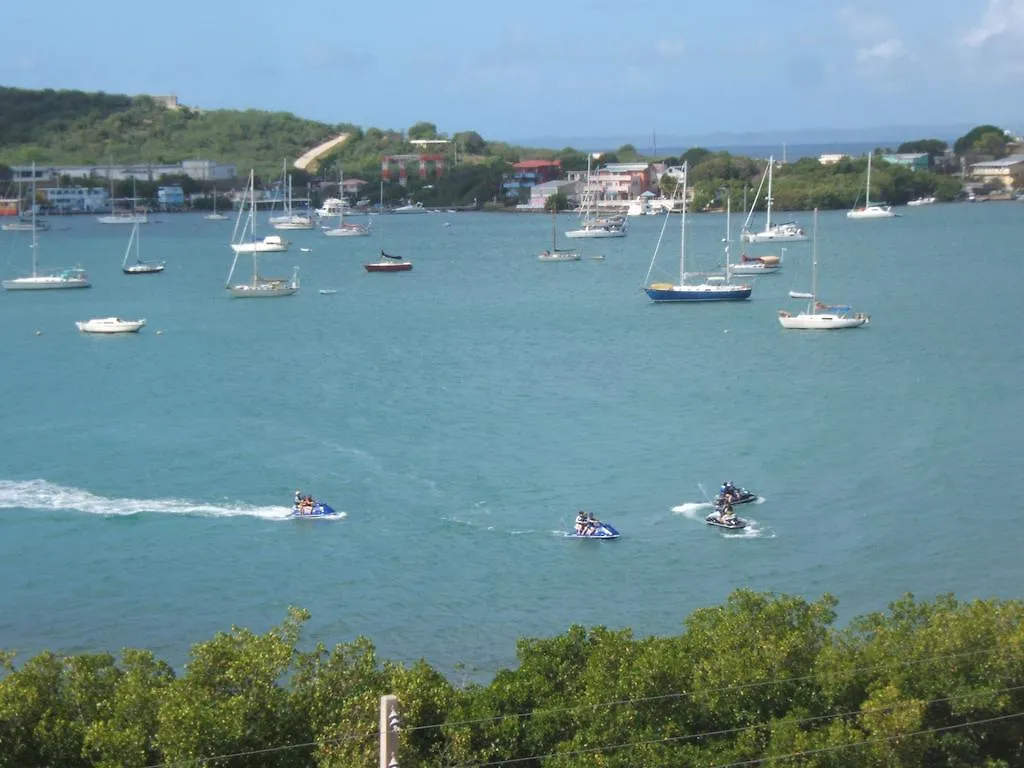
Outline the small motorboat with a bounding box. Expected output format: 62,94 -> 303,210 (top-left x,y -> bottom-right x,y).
289,499 -> 339,518
75,317 -> 146,334
565,520 -> 620,539
705,512 -> 747,530
318,289 -> 338,295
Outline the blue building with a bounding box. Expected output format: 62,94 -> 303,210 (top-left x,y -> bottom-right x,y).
157,185 -> 185,209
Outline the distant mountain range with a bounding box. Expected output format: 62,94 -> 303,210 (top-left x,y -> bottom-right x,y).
511,124 -> 1019,153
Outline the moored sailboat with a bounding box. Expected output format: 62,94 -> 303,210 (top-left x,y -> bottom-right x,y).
643,164 -> 751,302
226,171 -> 298,297
365,181 -> 412,272
779,209 -> 869,329
121,221 -> 165,274
538,206 -> 580,261
740,157 -> 807,242
2,163 -> 90,291
847,154 -> 896,219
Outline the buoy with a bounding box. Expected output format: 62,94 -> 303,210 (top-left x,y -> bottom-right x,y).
35,330 -> 42,336
724,329 -> 729,334
156,330 -> 163,335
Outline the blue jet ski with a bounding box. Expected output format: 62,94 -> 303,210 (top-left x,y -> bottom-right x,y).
565,520 -> 620,539
289,496 -> 338,518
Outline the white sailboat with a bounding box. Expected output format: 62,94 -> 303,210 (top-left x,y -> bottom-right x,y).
538,206 -> 580,261
76,317 -> 146,333
97,177 -> 149,224
643,165 -> 751,302
1,180 -> 50,231
779,209 -> 869,329
847,154 -> 896,219
226,171 -> 298,297
273,174 -> 315,230
740,156 -> 807,242
2,163 -> 91,291
323,169 -> 369,237
204,186 -> 229,221
565,156 -> 627,239
121,221 -> 165,274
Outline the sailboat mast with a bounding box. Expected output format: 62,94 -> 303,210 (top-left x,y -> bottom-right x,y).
811,208 -> 819,306
30,161 -> 38,276
679,162 -> 688,284
765,155 -> 773,231
865,154 -> 872,208
724,195 -> 731,276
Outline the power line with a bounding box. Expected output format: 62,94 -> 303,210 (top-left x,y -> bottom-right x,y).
141,644 -> 1022,768
444,687 -> 1024,767
407,643 -> 1012,735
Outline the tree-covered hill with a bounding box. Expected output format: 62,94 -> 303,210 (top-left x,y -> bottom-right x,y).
0,87 -> 350,178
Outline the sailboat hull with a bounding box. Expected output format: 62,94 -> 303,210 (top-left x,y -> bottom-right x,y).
778,312 -> 868,329
741,231 -> 807,243
364,262 -> 412,272
645,284 -> 752,302
846,206 -> 895,219
229,283 -> 298,297
564,228 -> 626,239
123,264 -> 165,275
3,277 -> 91,290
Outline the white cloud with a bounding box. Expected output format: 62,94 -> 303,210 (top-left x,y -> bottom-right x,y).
837,6 -> 909,75
856,38 -> 907,64
962,0 -> 1024,48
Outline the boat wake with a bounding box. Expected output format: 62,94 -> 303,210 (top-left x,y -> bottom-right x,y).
0,479 -> 345,521
717,518 -> 775,539
672,501 -> 712,519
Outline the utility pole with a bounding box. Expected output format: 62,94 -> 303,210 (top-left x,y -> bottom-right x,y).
379,694 -> 401,768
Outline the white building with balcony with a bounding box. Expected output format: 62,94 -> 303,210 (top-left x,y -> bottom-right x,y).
43,187 -> 110,212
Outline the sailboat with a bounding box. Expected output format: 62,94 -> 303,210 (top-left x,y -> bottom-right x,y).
847,154 -> 896,219
121,221 -> 165,274
97,176 -> 149,224
365,181 -> 412,272
1,180 -> 50,232
779,209 -> 869,329
538,205 -> 580,261
729,246 -> 783,276
2,163 -> 91,291
740,156 -> 807,242
225,171 -> 298,297
271,164 -> 314,230
204,186 -> 229,221
230,171 -> 290,254
643,164 -> 751,302
323,169 -> 369,237
565,155 -> 626,238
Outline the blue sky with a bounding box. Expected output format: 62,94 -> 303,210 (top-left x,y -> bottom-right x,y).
6,0 -> 1024,144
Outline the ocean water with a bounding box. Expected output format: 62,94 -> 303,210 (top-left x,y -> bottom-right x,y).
1,203 -> 1022,678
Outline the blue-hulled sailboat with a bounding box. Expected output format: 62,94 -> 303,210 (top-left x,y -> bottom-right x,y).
643,163 -> 752,303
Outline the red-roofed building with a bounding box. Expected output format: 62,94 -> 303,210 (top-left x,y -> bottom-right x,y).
503,159 -> 562,201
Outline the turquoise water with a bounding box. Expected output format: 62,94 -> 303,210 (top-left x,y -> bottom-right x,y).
1,204 -> 1022,676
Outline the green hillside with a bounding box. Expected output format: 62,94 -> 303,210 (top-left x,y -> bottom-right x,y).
0,87 -> 349,178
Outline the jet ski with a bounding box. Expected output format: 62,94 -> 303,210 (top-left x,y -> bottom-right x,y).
565,521 -> 620,539
716,485 -> 758,506
705,511 -> 747,530
289,499 -> 339,518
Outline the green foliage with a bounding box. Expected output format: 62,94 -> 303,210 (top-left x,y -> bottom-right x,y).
954,124 -> 1008,156
545,192 -> 570,211
407,121 -> 438,141
897,138 -> 948,159
3,592 -> 1024,767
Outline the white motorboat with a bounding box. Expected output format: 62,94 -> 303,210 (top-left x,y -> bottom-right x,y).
779,209 -> 869,330
230,234 -> 289,254
393,202 -> 426,214
728,249 -> 783,276
847,154 -> 896,219
75,317 -> 146,333
906,196 -> 937,207
741,157 -> 808,242
273,214 -> 316,230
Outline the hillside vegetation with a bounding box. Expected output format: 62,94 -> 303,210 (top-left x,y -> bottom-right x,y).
0,87 -> 1012,211
2,590 -> 1023,767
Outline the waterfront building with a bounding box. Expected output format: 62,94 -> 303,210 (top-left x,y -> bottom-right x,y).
970,154 -> 1024,190
42,186 -> 110,213
10,160 -> 237,184
522,179 -> 579,210
502,160 -> 562,201
157,185 -> 185,209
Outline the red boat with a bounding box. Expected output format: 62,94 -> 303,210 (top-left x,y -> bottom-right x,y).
365,249 -> 412,272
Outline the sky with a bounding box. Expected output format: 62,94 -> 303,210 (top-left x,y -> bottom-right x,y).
5,0 -> 1024,145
